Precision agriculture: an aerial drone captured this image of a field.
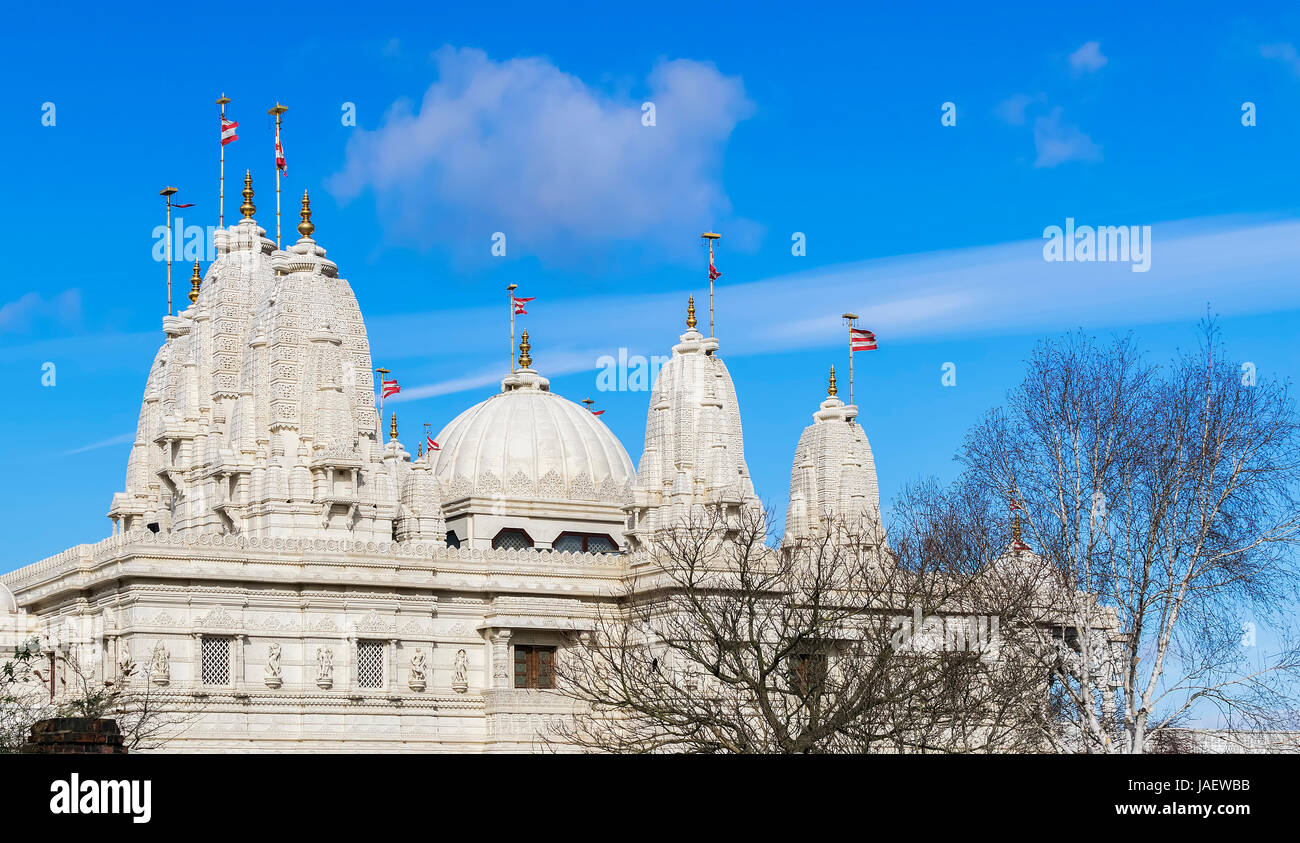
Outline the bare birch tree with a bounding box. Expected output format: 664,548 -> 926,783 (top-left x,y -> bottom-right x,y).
960,321 -> 1300,753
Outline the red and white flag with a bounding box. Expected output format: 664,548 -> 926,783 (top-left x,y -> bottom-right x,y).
381,379 -> 401,398
221,115 -> 239,146
512,296 -> 534,315
708,261 -> 721,282
850,327 -> 877,352
591,409 -> 605,416
275,133 -> 287,177
426,434 -> 440,452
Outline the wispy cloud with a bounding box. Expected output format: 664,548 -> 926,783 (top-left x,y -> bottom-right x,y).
0,290 -> 82,334
1069,41 -> 1108,74
1033,106 -> 1101,167
374,214 -> 1300,399
1261,42 -> 1300,75
330,46 -> 755,262
994,93 -> 1044,126
63,432 -> 134,456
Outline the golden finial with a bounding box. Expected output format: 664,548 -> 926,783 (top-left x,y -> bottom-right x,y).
390,412 -> 398,441
188,261 -> 202,304
417,441 -> 423,458
686,295 -> 697,329
240,170 -> 255,219
827,365 -> 838,397
297,190 -> 315,239
518,330 -> 532,369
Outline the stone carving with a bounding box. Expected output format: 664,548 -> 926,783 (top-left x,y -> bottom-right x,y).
408,648 -> 427,691
149,641 -> 170,685
355,609 -> 390,634
117,645 -> 135,680
452,649 -> 469,693
198,606 -> 236,629
265,642 -> 283,689
316,647 -> 334,689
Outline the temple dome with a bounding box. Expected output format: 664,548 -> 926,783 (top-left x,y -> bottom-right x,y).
625,299 -> 761,548
783,368 -> 882,546
432,368 -> 635,502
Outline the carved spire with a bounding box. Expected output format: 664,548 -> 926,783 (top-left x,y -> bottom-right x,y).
188,261 -> 202,304
297,190 -> 315,238
518,330 -> 532,369
827,365 -> 838,397
686,295 -> 697,329
239,170 -> 256,219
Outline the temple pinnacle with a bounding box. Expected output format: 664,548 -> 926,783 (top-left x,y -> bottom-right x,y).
297,190 -> 315,238
518,330 -> 532,369
240,171 -> 256,219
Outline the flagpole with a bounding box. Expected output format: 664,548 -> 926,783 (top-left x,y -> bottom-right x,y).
161,187 -> 178,316
268,102 -> 288,249
842,312 -> 859,406
217,94 -> 230,236
374,366 -> 390,442
702,232 -> 720,337
507,283 -> 517,373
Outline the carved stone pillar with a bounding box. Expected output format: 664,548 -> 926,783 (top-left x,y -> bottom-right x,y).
388,638 -> 399,694
490,629 -> 513,689
233,633 -> 246,692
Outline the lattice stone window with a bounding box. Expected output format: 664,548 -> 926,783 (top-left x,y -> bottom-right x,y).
553,532 -> 618,554
201,636 -> 231,686
492,528 -> 533,550
357,640 -> 384,689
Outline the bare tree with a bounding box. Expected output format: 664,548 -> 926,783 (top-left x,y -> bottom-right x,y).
0,638 -> 203,752
960,321 -> 1300,753
552,504 -> 1053,753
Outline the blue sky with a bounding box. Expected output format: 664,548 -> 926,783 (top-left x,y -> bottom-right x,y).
3,0 -> 1300,581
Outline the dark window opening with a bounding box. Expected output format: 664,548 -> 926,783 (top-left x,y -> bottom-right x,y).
789,652 -> 828,696
445,530 -> 461,549
514,645 -> 556,689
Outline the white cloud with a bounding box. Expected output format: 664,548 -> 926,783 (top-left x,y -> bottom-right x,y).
1069,41 -> 1108,74
0,290 -> 81,333
994,93 -> 1044,126
1261,42 -> 1300,75
329,47 -> 754,261
1033,107 -> 1101,167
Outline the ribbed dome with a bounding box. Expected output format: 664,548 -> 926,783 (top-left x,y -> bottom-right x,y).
784,383 -> 882,545
433,369 -> 635,502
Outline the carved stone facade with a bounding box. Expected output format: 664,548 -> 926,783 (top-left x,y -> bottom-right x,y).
1,200 -> 891,752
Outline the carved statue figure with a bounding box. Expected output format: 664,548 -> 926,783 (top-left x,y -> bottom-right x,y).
266,642 -> 282,678
316,647 -> 334,682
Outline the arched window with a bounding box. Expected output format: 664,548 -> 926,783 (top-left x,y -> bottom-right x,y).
553,532 -> 618,554
491,528 -> 534,550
